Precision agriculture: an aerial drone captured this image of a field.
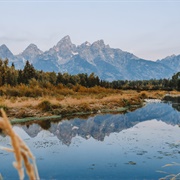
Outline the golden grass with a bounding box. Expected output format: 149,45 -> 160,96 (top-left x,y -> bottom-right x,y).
0,90 -> 173,107
0,90 -> 177,119
0,109 -> 39,180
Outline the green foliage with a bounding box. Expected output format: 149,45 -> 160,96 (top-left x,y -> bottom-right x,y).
22,60 -> 37,84
1,58 -> 180,95
122,99 -> 130,106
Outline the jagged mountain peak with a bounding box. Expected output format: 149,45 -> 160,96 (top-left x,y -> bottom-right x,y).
90,40 -> 111,51
0,44 -> 14,58
157,53 -> 180,72
80,41 -> 91,47
21,44 -> 43,59
0,36 -> 177,81
0,44 -> 13,53
0,44 -> 9,49
18,43 -> 43,63
27,43 -> 38,49
54,35 -> 76,53
92,39 -> 105,48
22,43 -> 42,55
163,54 -> 177,60
56,35 -> 72,46
62,35 -> 71,41
84,41 -> 91,46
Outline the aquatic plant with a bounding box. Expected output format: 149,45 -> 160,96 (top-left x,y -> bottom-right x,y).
0,109 -> 39,180
158,162 -> 180,180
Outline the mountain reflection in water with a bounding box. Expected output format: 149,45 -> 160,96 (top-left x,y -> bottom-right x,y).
22,102 -> 180,146
1,101 -> 180,180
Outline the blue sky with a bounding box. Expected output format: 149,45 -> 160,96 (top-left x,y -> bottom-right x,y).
0,0 -> 180,60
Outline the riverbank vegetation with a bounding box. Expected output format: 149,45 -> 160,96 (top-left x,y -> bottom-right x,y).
0,59 -> 180,120
1,89 -> 168,119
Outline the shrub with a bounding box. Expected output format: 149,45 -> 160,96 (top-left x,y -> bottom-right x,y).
6,88 -> 20,97
16,109 -> 29,118
122,98 -> 130,106
37,100 -> 52,111
29,78 -> 39,88
139,92 -> 148,99
79,103 -> 91,112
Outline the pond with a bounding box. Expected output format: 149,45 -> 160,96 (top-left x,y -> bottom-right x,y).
0,101 -> 180,180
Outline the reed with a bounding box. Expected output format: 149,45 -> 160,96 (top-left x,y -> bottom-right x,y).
158,162 -> 180,180
0,109 -> 39,180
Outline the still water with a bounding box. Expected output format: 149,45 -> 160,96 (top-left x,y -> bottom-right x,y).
0,101 -> 180,180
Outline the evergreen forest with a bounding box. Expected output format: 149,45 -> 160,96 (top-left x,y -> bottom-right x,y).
0,59 -> 180,97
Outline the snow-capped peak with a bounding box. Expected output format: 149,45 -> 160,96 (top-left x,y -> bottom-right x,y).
85,41 -> 91,46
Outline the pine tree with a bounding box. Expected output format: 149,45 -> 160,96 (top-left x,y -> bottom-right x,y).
22,61 -> 36,84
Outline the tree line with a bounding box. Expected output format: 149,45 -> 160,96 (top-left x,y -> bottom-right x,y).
0,59 -> 180,91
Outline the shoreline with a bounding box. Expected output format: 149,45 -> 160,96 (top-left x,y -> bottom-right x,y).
1,90 -> 179,125
10,105 -> 141,125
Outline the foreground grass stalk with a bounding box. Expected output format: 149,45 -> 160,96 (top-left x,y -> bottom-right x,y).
0,109 -> 39,180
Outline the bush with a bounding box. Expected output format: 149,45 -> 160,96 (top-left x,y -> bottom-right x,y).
16,109 -> 30,118
6,88 -> 20,97
79,103 -> 91,111
37,100 -> 52,111
139,92 -> 148,99
122,98 -> 130,106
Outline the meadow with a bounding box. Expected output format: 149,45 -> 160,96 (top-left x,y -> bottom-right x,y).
0,84 -> 177,120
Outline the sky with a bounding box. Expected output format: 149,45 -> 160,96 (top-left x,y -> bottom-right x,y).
0,0 -> 180,61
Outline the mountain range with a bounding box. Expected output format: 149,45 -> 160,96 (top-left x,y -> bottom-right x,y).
0,35 -> 179,81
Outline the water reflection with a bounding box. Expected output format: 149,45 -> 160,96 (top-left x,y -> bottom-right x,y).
1,101 -> 180,180
22,102 -> 180,146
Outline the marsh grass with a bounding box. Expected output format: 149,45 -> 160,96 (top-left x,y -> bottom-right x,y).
0,105 -> 8,111
158,162 -> 180,180
0,109 -> 39,180
0,89 -> 173,119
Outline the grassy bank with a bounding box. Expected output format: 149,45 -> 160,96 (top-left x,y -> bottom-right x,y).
0,88 -> 177,124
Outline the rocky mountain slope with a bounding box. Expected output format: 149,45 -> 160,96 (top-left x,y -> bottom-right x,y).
157,54 -> 180,73
0,36 -> 177,81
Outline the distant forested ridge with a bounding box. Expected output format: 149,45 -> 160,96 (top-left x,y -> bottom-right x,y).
0,59 -> 180,92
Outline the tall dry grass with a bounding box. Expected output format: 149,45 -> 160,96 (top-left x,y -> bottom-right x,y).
0,109 -> 39,180
0,89 -> 173,119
